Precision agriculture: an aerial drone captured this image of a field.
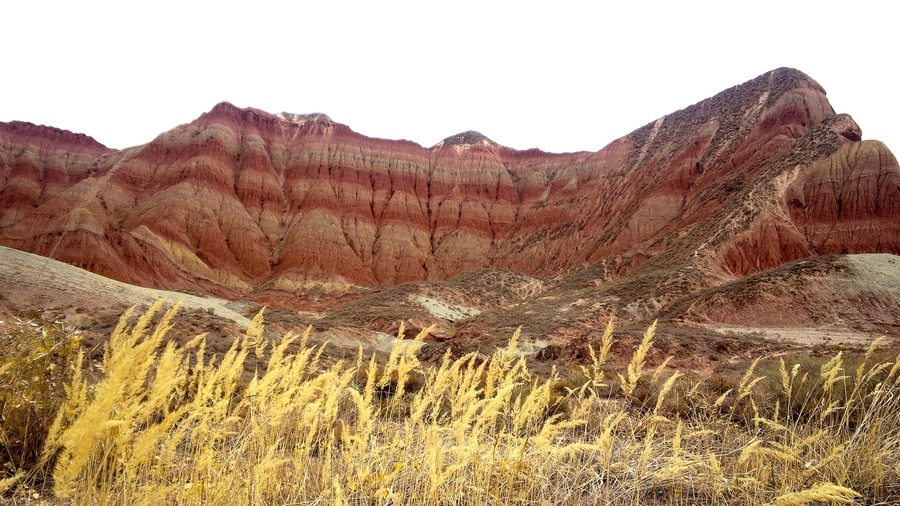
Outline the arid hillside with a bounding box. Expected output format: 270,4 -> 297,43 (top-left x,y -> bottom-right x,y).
2,68 -> 897,304
1,68 -> 899,363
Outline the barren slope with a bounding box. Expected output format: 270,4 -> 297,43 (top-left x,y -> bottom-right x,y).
1,68 -> 899,369
663,254 -> 900,340
1,68 -> 896,311
0,246 -> 250,352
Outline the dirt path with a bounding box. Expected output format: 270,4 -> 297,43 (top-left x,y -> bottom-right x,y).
704,324 -> 879,347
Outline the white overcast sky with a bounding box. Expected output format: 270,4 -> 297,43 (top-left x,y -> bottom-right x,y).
3,1 -> 897,155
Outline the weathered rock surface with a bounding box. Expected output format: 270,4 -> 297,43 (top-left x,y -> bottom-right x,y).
1,68 -> 898,313
0,121 -> 113,229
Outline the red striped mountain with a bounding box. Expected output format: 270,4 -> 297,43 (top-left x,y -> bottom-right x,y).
1,68 -> 898,310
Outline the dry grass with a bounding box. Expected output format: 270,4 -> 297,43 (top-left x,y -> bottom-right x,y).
2,302 -> 899,504
0,316 -> 82,479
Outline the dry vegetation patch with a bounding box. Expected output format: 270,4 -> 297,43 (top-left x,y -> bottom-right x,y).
1,304 -> 898,505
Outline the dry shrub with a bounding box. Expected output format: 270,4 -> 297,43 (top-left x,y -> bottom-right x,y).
0,317 -> 81,480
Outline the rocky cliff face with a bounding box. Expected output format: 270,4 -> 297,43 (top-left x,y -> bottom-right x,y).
1,68 -> 898,310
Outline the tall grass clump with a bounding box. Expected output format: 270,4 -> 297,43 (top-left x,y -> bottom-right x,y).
0,315 -> 82,487
1,304 -> 898,504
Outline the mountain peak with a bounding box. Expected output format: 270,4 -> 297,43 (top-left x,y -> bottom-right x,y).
765,67 -> 824,92
0,120 -> 111,152
207,101 -> 244,115
274,112 -> 333,125
439,130 -> 497,147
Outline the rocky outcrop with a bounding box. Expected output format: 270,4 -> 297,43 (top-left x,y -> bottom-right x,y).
1,68 -> 898,310
705,114 -> 900,276
786,139 -> 900,255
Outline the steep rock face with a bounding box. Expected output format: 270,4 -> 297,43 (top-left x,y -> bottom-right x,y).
710,114 -> 900,276
786,139 -> 900,254
1,68 -> 898,309
490,68 -> 839,278
0,122 -> 113,229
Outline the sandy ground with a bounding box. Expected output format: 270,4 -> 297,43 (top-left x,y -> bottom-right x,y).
411,295 -> 481,321
704,324 -> 878,347
0,246 -> 427,356
0,246 -> 251,327
312,326 -> 419,354
847,254 -> 900,289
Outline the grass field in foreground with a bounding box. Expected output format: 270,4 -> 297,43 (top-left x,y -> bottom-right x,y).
2,300 -> 898,504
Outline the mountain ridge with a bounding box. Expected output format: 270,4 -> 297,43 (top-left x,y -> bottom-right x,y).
1,68 -> 897,321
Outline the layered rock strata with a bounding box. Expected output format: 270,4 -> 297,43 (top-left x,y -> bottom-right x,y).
1,68 -> 897,309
